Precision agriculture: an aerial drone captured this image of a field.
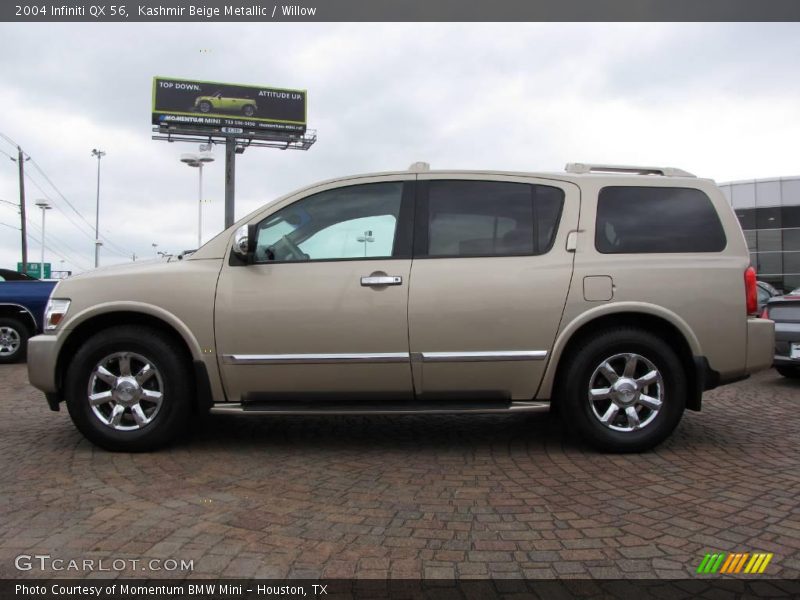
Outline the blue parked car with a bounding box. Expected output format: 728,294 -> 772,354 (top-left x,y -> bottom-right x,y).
0,268 -> 58,363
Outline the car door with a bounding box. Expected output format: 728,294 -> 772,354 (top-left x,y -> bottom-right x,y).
215,177 -> 415,403
407,175 -> 580,400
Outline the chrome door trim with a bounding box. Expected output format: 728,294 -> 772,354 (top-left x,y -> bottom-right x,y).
416,350 -> 548,363
223,352 -> 410,365
224,350 -> 548,365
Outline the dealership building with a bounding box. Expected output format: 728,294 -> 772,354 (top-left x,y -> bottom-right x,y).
719,176 -> 800,293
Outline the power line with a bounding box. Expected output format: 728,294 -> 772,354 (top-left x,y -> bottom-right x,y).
2,131 -> 138,258
0,221 -> 20,231
25,217 -> 93,270
27,229 -> 91,272
25,215 -> 92,264
26,157 -> 137,256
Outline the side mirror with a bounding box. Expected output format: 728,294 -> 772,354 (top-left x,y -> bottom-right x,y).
232,224 -> 257,262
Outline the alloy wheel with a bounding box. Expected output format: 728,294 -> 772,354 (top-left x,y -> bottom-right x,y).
86,351 -> 164,431
587,352 -> 663,432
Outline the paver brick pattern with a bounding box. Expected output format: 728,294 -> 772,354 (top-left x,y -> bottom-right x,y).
1,364 -> 798,579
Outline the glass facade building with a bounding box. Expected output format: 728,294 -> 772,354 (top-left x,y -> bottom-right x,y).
719,177 -> 800,293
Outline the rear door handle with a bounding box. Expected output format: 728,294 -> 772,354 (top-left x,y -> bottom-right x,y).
361,275 -> 402,286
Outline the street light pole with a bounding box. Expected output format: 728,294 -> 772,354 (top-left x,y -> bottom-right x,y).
180,150 -> 215,248
91,149 -> 106,268
34,200 -> 51,279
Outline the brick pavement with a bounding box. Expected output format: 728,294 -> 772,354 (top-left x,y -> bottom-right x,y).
0,364 -> 798,579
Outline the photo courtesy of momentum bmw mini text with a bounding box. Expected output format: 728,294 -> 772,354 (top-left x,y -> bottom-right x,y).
0,1 -> 799,600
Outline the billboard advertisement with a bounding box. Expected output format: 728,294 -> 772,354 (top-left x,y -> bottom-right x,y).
152,77 -> 307,134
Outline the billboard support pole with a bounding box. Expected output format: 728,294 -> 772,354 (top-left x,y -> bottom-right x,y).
224,138 -> 236,229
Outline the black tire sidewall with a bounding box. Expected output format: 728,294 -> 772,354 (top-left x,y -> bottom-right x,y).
0,318 -> 29,364
242,105 -> 255,116
65,326 -> 191,451
561,328 -> 686,452
199,102 -> 211,113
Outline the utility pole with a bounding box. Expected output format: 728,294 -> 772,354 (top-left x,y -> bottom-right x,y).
91,148 -> 106,268
16,146 -> 28,269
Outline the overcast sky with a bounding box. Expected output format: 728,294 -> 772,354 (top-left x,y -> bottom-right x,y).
1,22 -> 799,274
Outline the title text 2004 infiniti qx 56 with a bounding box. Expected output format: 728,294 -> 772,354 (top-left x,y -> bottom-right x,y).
27,162 -> 774,452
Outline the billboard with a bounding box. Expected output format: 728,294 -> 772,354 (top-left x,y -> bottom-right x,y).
152,77 -> 306,134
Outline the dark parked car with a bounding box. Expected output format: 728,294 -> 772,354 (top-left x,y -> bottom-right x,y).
763,294 -> 800,379
0,268 -> 58,363
757,281 -> 782,312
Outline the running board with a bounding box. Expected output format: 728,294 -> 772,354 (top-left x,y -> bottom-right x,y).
210,400 -> 550,416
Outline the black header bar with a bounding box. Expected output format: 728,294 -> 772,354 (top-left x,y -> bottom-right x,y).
3,0 -> 800,22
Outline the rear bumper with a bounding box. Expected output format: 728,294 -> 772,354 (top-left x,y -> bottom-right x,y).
746,317 -> 775,374
774,322 -> 800,366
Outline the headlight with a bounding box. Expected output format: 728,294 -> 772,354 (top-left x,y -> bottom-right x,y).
44,298 -> 70,332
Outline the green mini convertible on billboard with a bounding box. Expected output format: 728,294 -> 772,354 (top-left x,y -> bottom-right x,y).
194,91 -> 258,116
152,77 -> 307,133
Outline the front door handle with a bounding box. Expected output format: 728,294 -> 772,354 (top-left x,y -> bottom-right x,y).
361,275 -> 402,286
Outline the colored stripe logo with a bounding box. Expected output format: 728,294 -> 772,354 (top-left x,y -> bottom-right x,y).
696,552 -> 773,574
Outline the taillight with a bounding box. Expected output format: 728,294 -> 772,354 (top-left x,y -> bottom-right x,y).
744,267 -> 758,315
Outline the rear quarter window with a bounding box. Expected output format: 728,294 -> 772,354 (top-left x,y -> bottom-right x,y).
595,186 -> 727,254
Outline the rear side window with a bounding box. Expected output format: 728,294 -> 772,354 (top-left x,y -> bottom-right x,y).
595,186 -> 726,253
425,181 -> 564,257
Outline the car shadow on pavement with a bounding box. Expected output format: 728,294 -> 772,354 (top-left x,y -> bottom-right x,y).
183,410 -> 585,453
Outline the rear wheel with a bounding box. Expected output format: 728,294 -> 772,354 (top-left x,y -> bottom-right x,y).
559,328 -> 686,452
0,317 -> 29,364
198,101 -> 212,113
65,325 -> 191,452
776,366 -> 800,379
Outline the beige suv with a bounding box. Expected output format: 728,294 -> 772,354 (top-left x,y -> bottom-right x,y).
27,162 -> 774,452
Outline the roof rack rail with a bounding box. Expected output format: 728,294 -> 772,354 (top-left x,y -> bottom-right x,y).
565,163 -> 695,178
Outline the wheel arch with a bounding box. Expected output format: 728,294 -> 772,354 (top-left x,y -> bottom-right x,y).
0,303 -> 38,335
55,304 -> 203,401
540,303 -> 703,410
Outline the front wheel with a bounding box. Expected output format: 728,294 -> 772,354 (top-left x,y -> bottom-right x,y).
558,328 -> 686,453
0,318 -> 29,364
242,104 -> 255,117
65,325 -> 192,452
198,101 -> 212,113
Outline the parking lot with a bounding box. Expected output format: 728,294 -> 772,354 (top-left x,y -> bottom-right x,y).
1,363 -> 799,580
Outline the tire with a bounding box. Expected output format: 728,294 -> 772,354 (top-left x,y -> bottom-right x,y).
64,325 -> 192,452
0,317 -> 29,364
242,104 -> 255,117
776,366 -> 800,379
198,101 -> 212,113
558,327 -> 686,453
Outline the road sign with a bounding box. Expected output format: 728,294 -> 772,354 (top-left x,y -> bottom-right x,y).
17,262 -> 51,279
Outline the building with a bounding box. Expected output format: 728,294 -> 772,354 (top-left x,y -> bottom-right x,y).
719,176 -> 800,293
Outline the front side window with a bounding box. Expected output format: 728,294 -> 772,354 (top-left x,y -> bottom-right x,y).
254,182 -> 403,262
425,180 -> 564,257
595,186 -> 727,254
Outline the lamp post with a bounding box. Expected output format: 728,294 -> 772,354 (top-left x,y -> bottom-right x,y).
152,242 -> 158,258
34,200 -> 51,279
180,151 -> 215,248
91,149 -> 106,268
